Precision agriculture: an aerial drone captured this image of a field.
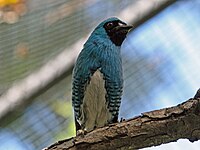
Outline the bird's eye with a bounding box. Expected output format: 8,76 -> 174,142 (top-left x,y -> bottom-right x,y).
106,22 -> 113,29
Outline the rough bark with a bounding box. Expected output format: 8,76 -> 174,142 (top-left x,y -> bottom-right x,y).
43,97 -> 200,150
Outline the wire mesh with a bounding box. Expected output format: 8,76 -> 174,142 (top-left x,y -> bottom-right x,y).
1,0 -> 200,150
0,0 -> 133,93
0,0 -> 134,150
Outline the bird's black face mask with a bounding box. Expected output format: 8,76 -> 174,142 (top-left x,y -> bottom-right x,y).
103,20 -> 133,46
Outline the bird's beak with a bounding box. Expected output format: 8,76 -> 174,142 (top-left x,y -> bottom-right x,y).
121,25 -> 133,32
114,24 -> 133,33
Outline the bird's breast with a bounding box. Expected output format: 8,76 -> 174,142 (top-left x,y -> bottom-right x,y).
80,69 -> 111,131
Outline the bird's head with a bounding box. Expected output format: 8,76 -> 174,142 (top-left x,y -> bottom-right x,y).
91,17 -> 133,46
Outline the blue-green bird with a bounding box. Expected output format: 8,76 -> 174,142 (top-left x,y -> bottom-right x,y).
72,17 -> 132,133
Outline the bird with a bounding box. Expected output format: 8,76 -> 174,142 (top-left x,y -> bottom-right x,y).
72,17 -> 132,134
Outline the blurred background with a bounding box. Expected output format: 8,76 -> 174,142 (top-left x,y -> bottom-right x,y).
0,0 -> 200,150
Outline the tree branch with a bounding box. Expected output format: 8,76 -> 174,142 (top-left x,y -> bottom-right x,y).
43,96 -> 200,150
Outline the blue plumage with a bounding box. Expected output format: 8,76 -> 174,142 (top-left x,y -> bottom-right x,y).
72,17 -> 132,133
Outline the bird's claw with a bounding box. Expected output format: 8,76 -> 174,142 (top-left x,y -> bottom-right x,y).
76,129 -> 86,137
120,117 -> 126,122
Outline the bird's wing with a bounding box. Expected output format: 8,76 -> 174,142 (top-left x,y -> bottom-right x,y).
104,74 -> 123,123
100,54 -> 123,123
72,44 -> 100,122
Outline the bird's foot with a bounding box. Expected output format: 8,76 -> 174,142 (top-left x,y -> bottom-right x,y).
76,129 -> 87,137
120,117 -> 126,122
